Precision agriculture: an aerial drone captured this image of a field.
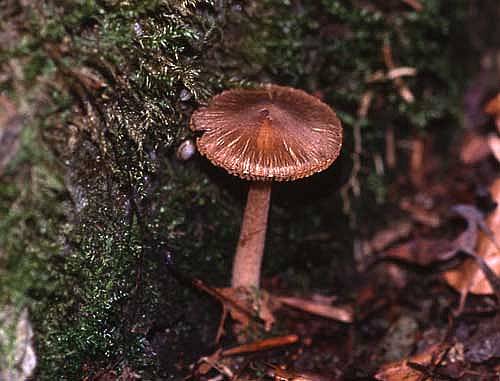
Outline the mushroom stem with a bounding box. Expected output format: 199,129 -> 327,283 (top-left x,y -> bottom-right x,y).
231,182 -> 272,289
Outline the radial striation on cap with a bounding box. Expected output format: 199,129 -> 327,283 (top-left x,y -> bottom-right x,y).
190,84 -> 343,181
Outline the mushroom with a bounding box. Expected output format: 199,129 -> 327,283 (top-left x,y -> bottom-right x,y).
190,84 -> 343,290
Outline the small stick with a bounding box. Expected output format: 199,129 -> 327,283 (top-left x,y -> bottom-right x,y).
221,334 -> 299,357
383,41 -> 415,103
277,296 -> 353,323
367,67 -> 417,83
214,305 -> 228,344
340,90 -> 373,224
358,90 -> 373,118
387,67 -> 417,79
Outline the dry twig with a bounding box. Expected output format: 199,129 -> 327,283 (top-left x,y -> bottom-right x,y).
276,296 -> 353,323
382,41 -> 415,103
341,90 -> 373,219
221,334 -> 299,357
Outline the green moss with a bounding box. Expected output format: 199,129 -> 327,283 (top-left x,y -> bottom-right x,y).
0,0 -> 471,378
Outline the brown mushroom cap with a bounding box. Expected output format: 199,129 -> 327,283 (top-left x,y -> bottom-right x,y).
190,84 -> 343,181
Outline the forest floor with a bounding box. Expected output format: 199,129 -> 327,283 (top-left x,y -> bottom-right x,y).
175,90 -> 500,381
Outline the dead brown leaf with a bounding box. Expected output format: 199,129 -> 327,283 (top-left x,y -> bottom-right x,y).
376,198 -> 499,298
381,204 -> 483,266
444,178 -> 500,295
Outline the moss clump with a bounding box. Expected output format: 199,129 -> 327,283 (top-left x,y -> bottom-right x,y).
2,1 -> 243,378
1,0 -> 471,379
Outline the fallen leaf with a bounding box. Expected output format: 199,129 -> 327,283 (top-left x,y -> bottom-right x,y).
378,201 -> 499,295
448,204 -> 483,254
444,178 -> 500,295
